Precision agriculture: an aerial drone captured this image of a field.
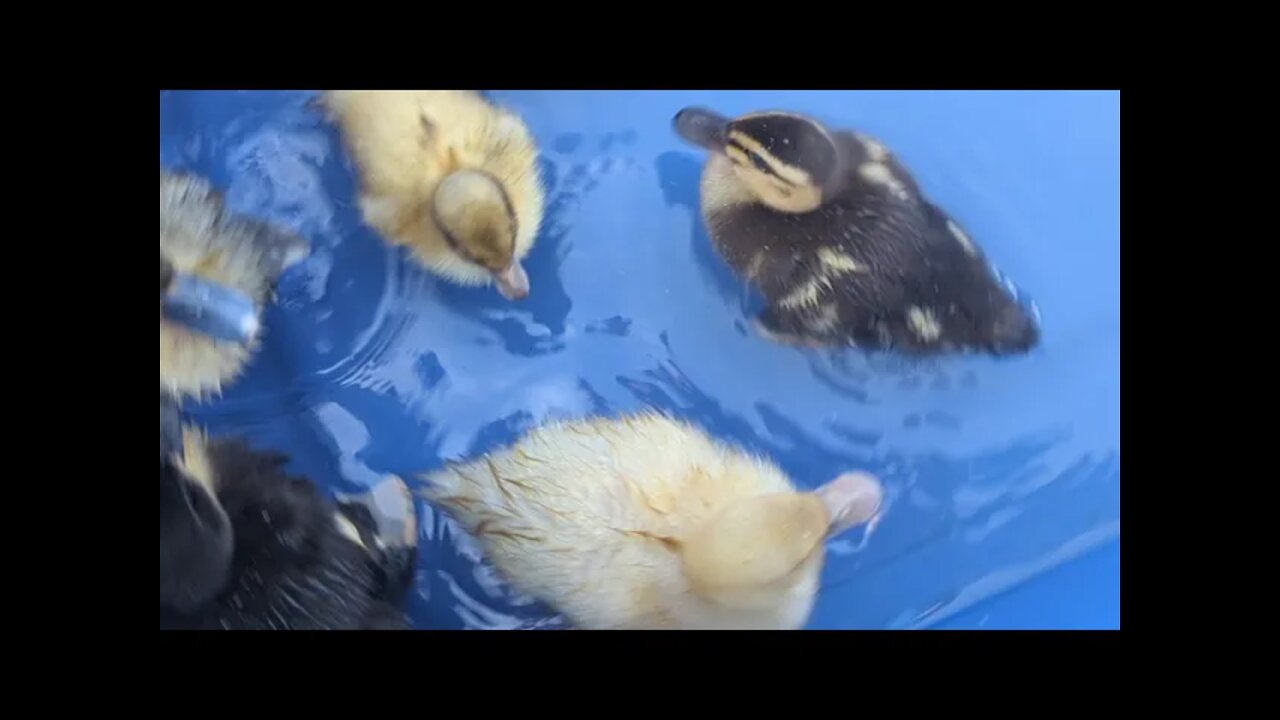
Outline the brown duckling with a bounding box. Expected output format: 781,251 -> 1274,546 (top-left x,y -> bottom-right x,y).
674,106 -> 1039,356
160,395 -> 419,630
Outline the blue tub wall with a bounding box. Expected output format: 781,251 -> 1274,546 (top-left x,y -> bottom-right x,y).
159,90 -> 1120,630
931,539 -> 1119,630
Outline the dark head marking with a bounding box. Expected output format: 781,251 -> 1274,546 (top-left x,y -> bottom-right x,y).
727,113 -> 841,186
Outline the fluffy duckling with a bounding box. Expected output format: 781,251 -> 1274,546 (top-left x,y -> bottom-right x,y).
320,90 -> 544,300
160,170 -> 309,400
160,396 -> 419,630
673,107 -> 1039,356
421,413 -> 883,630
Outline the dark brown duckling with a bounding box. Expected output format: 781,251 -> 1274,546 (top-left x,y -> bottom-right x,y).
160,396 -> 419,630
674,106 -> 1039,356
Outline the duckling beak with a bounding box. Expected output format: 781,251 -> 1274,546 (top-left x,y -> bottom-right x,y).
493,262 -> 530,301
673,107 -> 729,152
161,273 -> 260,344
814,471 -> 884,537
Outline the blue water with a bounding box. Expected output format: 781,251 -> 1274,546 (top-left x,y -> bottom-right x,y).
159,90 -> 1120,630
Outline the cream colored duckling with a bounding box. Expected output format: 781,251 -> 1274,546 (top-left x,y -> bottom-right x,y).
421,413 -> 883,630
160,170 -> 309,400
320,91 -> 544,300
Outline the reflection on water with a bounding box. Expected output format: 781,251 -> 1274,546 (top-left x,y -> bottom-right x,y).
164,89 -> 1120,629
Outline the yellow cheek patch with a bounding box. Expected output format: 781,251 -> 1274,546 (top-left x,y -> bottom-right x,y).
725,131 -> 813,188
727,131 -> 769,158
725,144 -> 750,166
771,163 -> 812,188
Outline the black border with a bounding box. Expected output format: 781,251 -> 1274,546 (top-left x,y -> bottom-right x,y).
158,20 -> 1121,90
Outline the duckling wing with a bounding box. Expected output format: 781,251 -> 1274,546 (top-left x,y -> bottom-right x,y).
915,197 -> 987,262
832,131 -> 984,267
748,197 -> 968,349
736,135 -> 1007,352
835,131 -> 926,205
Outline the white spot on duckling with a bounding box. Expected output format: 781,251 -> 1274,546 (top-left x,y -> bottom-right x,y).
946,219 -> 978,256
780,276 -> 832,309
334,513 -> 367,549
907,306 -> 942,342
855,133 -> 889,162
858,162 -> 910,202
817,247 -> 867,275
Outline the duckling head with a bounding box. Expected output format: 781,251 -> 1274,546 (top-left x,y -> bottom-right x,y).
431,169 -> 530,300
675,107 -> 844,214
680,471 -> 883,627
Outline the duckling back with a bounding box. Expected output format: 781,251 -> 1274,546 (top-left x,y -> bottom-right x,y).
159,170 -> 307,399
714,135 -> 1035,354
422,413 -> 876,629
321,91 -> 544,289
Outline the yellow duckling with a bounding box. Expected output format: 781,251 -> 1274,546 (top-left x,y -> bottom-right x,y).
320,91 -> 544,300
421,413 -> 883,630
160,170 -> 308,400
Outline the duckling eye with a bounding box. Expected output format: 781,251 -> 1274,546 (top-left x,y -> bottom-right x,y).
748,151 -> 772,173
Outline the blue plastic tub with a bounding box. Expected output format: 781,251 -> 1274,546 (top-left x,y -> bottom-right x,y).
160,90 -> 1120,629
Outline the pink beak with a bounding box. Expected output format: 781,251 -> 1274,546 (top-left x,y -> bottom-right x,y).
493,262 -> 530,301
814,471 -> 884,538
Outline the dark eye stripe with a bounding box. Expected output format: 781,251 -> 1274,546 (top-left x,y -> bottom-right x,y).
749,151 -> 772,173
728,140 -> 798,188
729,141 -> 771,174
